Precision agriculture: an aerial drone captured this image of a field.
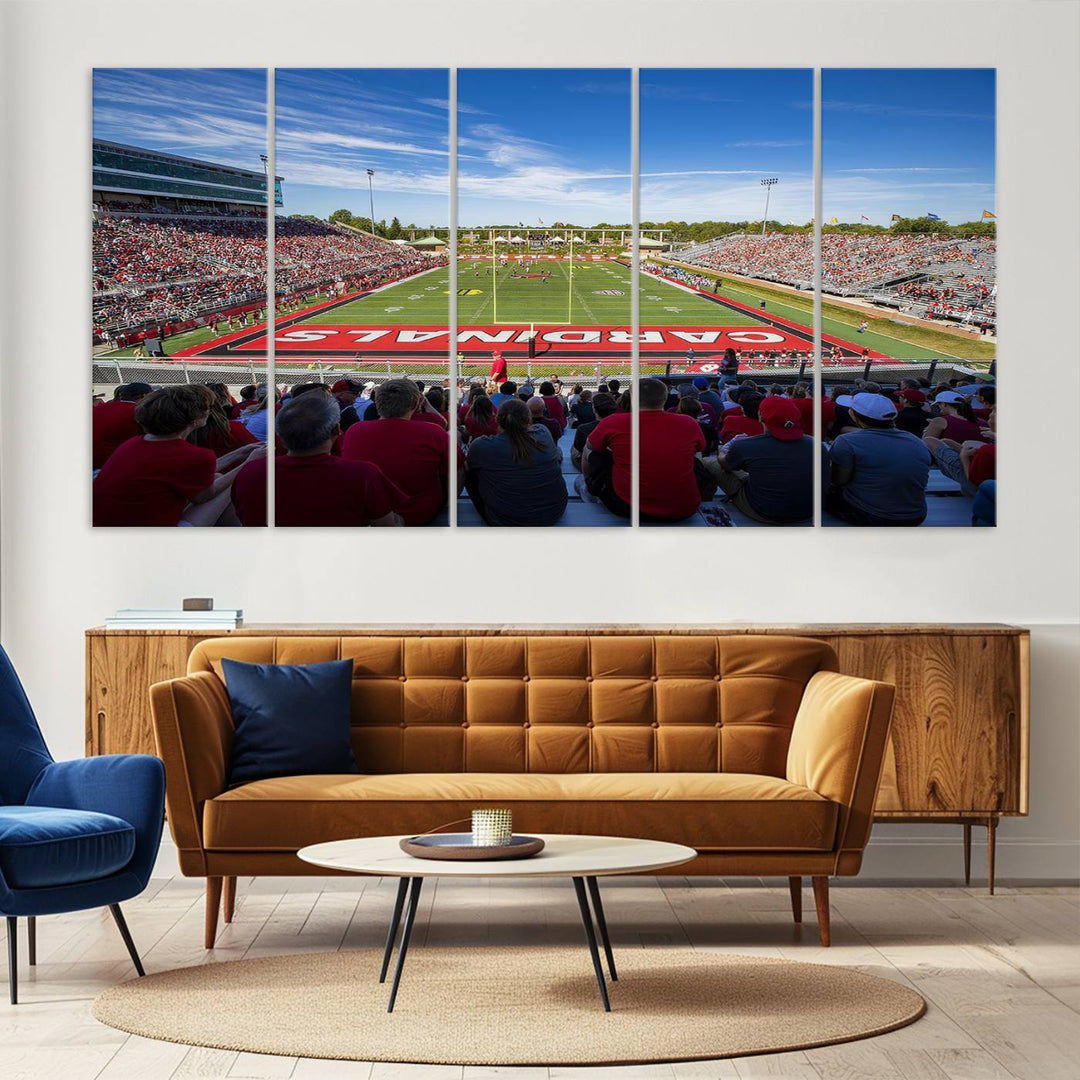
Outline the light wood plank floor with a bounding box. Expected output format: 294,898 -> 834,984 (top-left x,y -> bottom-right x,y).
1,877 -> 1077,1080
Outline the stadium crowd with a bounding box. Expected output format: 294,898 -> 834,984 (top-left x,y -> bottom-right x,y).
92,213 -> 443,340
90,363 -> 996,529
681,232 -> 996,310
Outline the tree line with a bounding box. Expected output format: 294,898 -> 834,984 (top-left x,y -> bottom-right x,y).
311,210 -> 994,244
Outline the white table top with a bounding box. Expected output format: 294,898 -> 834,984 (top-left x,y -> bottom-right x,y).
297,834 -> 697,879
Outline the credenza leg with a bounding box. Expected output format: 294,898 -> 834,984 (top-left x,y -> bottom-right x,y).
205,877 -> 223,950
987,816 -> 998,896
963,823 -> 972,886
811,876 -> 830,947
788,876 -> 803,923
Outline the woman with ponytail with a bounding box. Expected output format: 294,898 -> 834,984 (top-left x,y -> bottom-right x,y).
924,390 -> 990,445
463,397 -> 568,526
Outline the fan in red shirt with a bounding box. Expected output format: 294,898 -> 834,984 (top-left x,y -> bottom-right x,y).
538,380 -> 567,434
462,394 -> 499,442
586,378 -> 707,521
489,350 -> 508,385
188,382 -> 262,459
92,381 -> 153,469
94,385 -> 260,527
342,378 -> 463,526
233,392 -> 405,528
720,391 -> 766,444
229,384 -> 260,420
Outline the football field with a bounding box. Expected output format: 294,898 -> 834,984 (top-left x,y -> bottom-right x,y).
148,257 -> 983,378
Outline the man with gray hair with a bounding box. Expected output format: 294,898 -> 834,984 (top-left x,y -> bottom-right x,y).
232,392 -> 405,527
342,378 -> 461,526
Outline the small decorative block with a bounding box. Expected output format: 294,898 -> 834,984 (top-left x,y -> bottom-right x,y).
471,808 -> 513,847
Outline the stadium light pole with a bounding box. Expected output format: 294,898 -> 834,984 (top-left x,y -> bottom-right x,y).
760,177 -> 779,237
367,168 -> 376,236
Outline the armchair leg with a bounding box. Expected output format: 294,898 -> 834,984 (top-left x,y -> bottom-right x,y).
108,905 -> 145,977
205,877 -> 223,950
6,916 -> 17,1005
27,917 -> 36,966
223,876 -> 236,924
788,877 -> 803,923
811,876 -> 831,947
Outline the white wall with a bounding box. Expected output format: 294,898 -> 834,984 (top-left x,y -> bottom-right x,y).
1,0 -> 1078,881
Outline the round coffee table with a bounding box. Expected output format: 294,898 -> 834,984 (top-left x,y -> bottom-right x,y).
298,833 -> 696,1012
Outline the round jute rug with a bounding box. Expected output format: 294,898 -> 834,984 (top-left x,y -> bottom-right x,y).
92,948 -> 925,1066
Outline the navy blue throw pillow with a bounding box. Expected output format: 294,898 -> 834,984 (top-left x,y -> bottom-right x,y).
223,658 -> 358,786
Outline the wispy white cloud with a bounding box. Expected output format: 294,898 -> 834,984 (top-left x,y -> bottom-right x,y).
728,139 -> 809,149
641,83 -> 741,104
276,128 -> 448,158
821,99 -> 993,122
567,80 -> 630,96
834,166 -> 973,174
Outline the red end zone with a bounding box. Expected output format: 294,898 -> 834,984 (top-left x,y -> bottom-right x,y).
229,324 -> 817,355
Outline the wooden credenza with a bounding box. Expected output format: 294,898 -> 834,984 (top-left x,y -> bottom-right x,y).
86,623 -> 1029,889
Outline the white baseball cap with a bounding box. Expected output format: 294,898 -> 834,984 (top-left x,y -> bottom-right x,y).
934,390 -> 967,405
849,392 -> 897,421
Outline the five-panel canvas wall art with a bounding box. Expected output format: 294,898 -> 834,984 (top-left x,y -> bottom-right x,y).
91,68 -> 996,529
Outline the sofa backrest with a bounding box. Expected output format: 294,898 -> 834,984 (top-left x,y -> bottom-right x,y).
188,634 -> 838,776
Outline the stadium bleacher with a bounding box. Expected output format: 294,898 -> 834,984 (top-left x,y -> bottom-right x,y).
92,212 -> 443,341
678,231 -> 996,330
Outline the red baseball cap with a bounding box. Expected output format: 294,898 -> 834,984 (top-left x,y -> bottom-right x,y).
331,379 -> 361,393
758,397 -> 804,441
898,389 -> 927,403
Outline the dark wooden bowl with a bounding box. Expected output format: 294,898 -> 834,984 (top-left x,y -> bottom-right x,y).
399,833 -> 545,861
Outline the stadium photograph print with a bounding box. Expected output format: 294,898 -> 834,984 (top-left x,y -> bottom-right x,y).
638,68 -> 818,528
258,69 -> 453,528
89,66 -> 996,530
456,68 -> 632,528
92,68 -> 270,527
819,69 -> 996,528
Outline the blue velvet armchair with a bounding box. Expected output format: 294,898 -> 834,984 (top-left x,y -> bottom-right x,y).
0,646 -> 165,1004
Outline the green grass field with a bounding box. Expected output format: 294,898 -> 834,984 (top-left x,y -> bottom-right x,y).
100,258 -> 993,365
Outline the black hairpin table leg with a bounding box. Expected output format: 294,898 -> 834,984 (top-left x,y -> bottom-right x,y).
380,877 -> 410,983
586,876 -> 617,981
386,877 -> 423,1013
573,876 -> 611,1011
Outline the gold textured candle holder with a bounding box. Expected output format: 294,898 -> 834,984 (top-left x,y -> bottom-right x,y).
471,808 -> 513,846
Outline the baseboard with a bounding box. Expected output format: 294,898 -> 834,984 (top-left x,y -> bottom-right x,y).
151,835 -> 1080,884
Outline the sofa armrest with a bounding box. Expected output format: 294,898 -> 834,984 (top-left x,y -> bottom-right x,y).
26,754 -> 165,888
786,670 -> 896,872
149,671 -> 234,872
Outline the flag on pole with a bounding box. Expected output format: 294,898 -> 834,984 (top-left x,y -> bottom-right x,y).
891,213 -> 902,222
926,212 -> 941,221
829,216 -> 839,224
982,210 -> 996,220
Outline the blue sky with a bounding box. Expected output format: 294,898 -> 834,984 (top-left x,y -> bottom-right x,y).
275,69 -> 449,226
824,69 -> 996,225
457,69 -> 631,226
640,69 -> 812,224
92,68 -> 995,228
93,69 -> 267,168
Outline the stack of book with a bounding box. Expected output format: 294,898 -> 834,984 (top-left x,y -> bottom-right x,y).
104,608 -> 243,630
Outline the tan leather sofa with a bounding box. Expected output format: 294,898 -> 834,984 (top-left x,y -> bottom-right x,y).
149,632 -> 895,949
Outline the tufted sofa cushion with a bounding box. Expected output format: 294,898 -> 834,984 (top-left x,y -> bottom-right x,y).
187,634 -> 838,777
202,771 -> 839,853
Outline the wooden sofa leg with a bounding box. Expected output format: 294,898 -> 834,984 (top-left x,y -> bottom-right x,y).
205,877 -> 223,949
223,877 -> 236,924
788,877 -> 802,923
812,876 -> 831,947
